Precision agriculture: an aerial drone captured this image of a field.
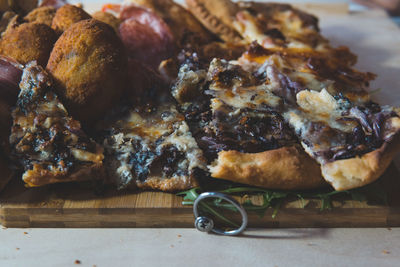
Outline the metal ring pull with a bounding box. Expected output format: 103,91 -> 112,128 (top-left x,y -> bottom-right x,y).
193,192 -> 248,236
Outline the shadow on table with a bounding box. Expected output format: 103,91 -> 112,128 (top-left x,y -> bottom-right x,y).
237,228 -> 331,239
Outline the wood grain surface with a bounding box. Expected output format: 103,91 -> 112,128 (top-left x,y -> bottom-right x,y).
0,164 -> 399,228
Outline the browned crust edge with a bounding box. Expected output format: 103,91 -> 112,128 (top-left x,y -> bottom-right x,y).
22,145 -> 105,187
136,174 -> 199,192
209,146 -> 326,190
129,0 -> 215,45
185,0 -> 242,43
22,162 -> 104,187
321,127 -> 400,191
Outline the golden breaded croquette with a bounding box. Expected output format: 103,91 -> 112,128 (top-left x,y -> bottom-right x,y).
0,0 -> 38,15
46,19 -> 127,122
92,11 -> 120,32
51,4 -> 91,35
25,6 -> 56,27
0,0 -> 8,13
0,11 -> 17,33
0,19 -> 57,66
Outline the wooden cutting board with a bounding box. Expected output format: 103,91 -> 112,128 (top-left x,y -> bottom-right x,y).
0,164 -> 399,228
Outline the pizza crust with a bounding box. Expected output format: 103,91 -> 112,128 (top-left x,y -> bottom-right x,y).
321,123 -> 400,191
128,0 -> 215,45
23,161 -> 104,187
136,174 -> 199,192
209,146 -> 326,190
185,0 -> 242,43
22,145 -> 104,187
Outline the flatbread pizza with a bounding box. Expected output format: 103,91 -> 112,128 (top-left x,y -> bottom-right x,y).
0,0 -> 397,193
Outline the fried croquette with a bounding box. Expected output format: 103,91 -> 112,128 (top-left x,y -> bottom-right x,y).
0,11 -> 16,33
92,11 -> 120,32
0,0 -> 38,15
0,0 -> 8,12
46,19 -> 127,122
51,4 -> 91,35
0,20 -> 57,66
25,6 -> 56,27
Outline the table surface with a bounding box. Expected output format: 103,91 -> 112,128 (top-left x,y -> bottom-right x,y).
1,2 -> 400,267
0,227 -> 399,267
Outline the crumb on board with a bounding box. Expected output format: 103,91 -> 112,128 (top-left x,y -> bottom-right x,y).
177,234 -> 182,238
74,260 -> 81,264
16,248 -> 20,250
23,232 -> 28,235
382,250 -> 390,254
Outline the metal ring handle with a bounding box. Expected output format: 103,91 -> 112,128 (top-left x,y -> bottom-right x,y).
193,192 -> 248,236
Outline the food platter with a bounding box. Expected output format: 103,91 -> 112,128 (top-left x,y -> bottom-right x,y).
0,1 -> 400,228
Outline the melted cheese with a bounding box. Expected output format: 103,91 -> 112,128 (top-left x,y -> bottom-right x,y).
208,83 -> 282,110
205,59 -> 283,111
284,110 -> 308,135
297,89 -> 338,116
296,89 -> 355,133
163,123 -> 206,173
71,148 -> 104,163
114,105 -> 184,140
234,11 -> 278,49
104,103 -> 207,189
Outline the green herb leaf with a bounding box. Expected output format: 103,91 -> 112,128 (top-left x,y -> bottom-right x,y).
176,179 -> 388,223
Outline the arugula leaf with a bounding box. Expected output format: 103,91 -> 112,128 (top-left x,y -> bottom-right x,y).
199,202 -> 240,228
177,179 -> 388,226
297,194 -> 306,208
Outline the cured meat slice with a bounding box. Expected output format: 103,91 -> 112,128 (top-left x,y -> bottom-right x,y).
104,4 -> 175,68
40,0 -> 67,9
